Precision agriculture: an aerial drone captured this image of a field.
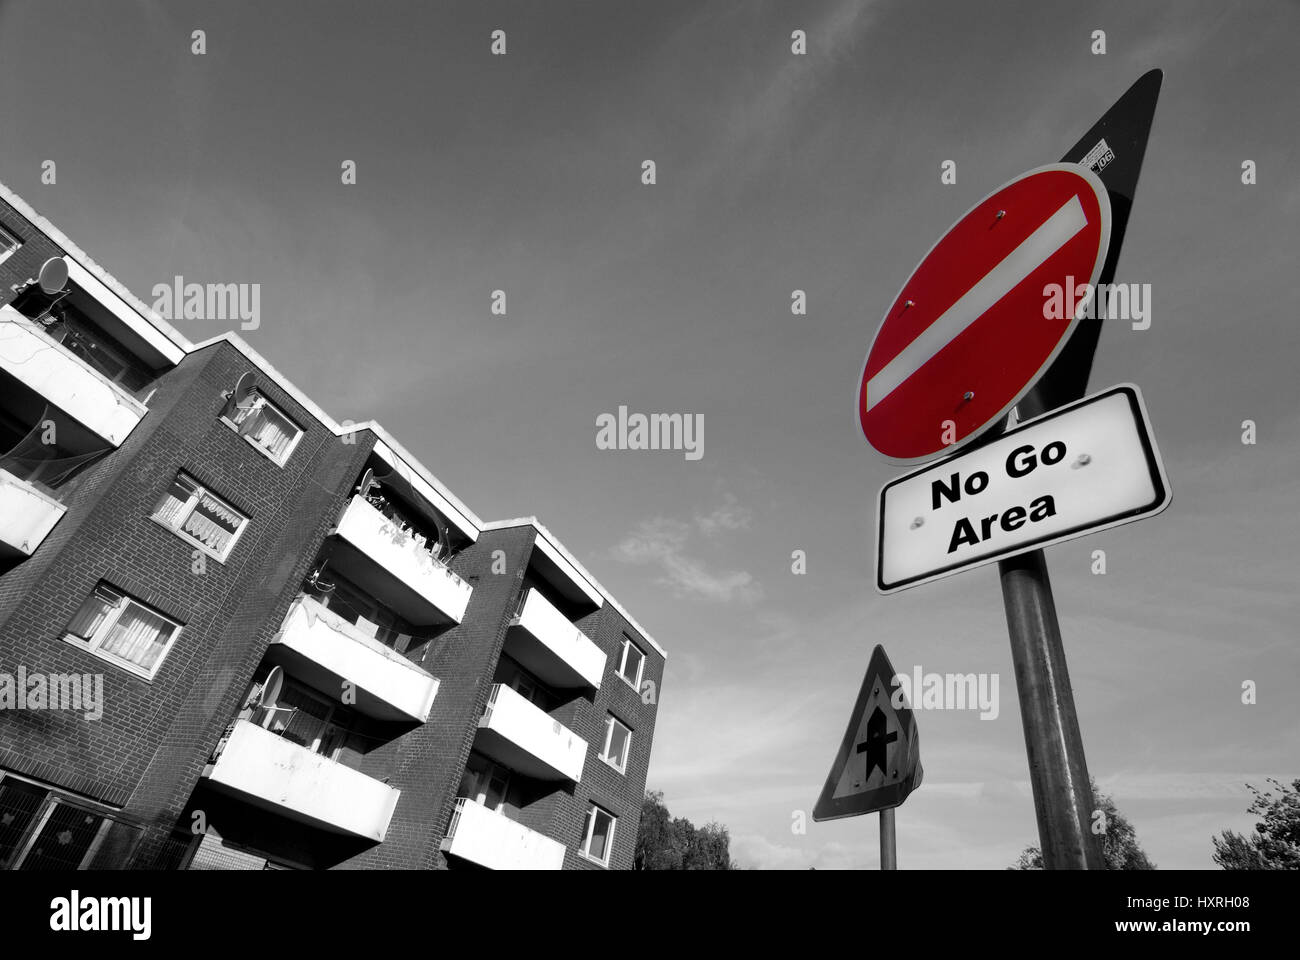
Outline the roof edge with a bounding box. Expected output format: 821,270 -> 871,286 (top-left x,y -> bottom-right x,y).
482,516 -> 668,660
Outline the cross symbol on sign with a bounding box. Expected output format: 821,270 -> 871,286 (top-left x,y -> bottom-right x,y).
856,706 -> 897,782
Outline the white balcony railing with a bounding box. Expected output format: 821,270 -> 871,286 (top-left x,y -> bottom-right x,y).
272,596 -> 440,723
204,719 -> 400,842
441,797 -> 565,870
475,684 -> 587,782
0,468 -> 66,556
505,588 -> 606,690
331,496 -> 473,625
0,305 -> 147,447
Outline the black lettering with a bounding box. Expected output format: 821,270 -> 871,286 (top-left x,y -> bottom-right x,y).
947,518 -> 979,553
1029,495 -> 1057,521
1041,441 -> 1066,465
1006,444 -> 1036,478
1001,506 -> 1027,531
931,473 -> 961,510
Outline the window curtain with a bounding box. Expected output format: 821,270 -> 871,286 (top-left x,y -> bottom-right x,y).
239,402 -> 295,459
273,684 -> 331,748
182,491 -> 243,554
100,603 -> 174,670
154,478 -> 194,528
67,585 -> 122,639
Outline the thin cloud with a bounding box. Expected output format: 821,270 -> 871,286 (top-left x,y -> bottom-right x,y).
694,492 -> 753,537
614,497 -> 760,602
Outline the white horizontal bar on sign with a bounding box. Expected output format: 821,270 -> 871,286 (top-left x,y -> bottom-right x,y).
865,194 -> 1088,411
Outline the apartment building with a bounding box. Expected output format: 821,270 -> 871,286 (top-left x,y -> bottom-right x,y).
0,183 -> 665,870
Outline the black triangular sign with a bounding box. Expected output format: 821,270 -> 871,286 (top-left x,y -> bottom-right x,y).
1017,68 -> 1163,420
812,645 -> 922,821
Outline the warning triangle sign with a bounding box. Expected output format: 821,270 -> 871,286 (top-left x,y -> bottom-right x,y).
813,645 -> 922,821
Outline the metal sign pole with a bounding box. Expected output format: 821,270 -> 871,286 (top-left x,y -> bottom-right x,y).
992,70 -> 1161,871
879,808 -> 897,870
998,549 -> 1102,868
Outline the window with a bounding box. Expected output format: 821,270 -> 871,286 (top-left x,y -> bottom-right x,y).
600,716 -> 632,773
311,572 -> 417,655
617,636 -> 645,690
0,774 -> 117,871
251,680 -> 366,766
63,583 -> 183,679
152,473 -> 248,561
580,804 -> 616,867
0,224 -> 18,266
456,755 -> 520,817
222,391 -> 303,466
42,303 -> 154,397
492,656 -> 556,711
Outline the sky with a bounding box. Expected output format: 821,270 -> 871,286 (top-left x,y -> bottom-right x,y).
1,0 -> 1296,869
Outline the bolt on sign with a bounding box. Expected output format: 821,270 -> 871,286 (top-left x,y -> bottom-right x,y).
813,645 -> 922,821
876,384 -> 1170,594
857,164 -> 1112,463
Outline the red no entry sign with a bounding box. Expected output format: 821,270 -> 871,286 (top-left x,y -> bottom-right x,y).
858,163 -> 1112,461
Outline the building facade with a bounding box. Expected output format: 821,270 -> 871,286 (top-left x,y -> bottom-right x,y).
0,183 -> 665,870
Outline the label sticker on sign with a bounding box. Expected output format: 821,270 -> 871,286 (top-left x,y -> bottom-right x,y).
1083,138 -> 1116,173
876,384 -> 1170,594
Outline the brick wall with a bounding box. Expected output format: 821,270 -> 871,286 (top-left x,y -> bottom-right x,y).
0,193 -> 666,871
0,329 -> 371,863
553,597 -> 664,870
343,525 -> 535,868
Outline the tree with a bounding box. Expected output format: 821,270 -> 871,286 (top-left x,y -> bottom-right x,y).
1212,778 -> 1300,870
635,790 -> 737,870
635,791 -> 685,870
1011,780 -> 1155,869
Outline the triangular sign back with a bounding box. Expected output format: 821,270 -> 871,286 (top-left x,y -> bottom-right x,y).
813,645 -> 922,821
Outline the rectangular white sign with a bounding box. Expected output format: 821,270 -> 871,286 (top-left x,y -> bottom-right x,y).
876,384 -> 1170,594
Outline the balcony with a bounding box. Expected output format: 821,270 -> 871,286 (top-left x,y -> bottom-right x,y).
329,496 -> 472,626
505,588 -> 606,690
441,797 -> 565,870
203,719 -> 400,843
0,305 -> 147,447
0,468 -> 66,557
269,596 -> 440,723
474,684 -> 587,782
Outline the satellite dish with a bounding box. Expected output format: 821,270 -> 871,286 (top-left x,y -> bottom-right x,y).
37,257 -> 69,296
357,467 -> 377,498
222,371 -> 257,418
232,371 -> 256,404
261,666 -> 284,710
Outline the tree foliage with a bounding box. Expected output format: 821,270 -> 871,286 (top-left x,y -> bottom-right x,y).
1212,778 -> 1300,870
635,790 -> 737,870
1011,780 -> 1155,869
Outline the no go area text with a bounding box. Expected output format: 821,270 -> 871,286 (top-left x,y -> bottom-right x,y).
932,440 -> 1070,554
